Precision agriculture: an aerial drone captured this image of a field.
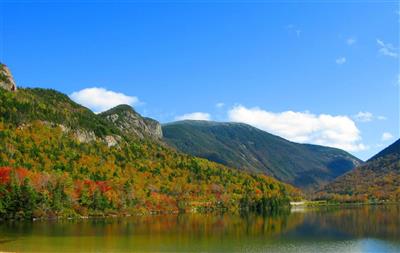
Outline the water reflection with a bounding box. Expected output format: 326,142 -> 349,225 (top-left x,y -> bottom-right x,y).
296,205 -> 400,241
0,205 -> 399,252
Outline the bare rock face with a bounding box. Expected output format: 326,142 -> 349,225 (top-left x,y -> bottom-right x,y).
104,135 -> 121,147
144,117 -> 163,139
0,64 -> 17,92
99,104 -> 163,140
74,129 -> 97,143
56,123 -> 121,147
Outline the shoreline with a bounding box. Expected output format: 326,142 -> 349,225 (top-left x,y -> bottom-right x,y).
291,200 -> 400,207
2,202 -> 399,222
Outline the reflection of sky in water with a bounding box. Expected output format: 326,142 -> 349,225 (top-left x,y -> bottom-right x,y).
0,206 -> 399,252
2,236 -> 400,253
240,239 -> 400,253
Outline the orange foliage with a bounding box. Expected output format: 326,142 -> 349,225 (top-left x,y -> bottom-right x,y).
0,167 -> 12,184
0,167 -> 30,184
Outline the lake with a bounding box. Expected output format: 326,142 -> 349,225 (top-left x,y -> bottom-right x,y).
0,205 -> 399,252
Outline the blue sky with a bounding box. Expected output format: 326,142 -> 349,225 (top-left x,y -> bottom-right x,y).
1,1 -> 398,160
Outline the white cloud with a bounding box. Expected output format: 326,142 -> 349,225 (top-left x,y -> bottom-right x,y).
175,112 -> 211,121
336,57 -> 347,65
70,87 -> 139,113
381,132 -> 394,141
377,115 -> 387,120
354,111 -> 373,122
346,37 -> 356,45
228,105 -> 366,152
377,39 -> 398,58
216,102 -> 225,108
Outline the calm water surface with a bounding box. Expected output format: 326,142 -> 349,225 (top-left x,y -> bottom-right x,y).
0,205 -> 399,252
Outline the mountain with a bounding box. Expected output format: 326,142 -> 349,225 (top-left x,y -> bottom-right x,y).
369,139 -> 400,161
162,120 -> 362,190
0,64 -> 299,219
317,139 -> 400,202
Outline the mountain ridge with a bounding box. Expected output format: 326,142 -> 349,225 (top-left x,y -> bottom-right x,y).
317,139 -> 400,202
368,139 -> 400,162
162,120 -> 362,190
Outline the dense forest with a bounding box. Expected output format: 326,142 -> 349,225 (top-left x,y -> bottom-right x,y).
0,87 -> 301,219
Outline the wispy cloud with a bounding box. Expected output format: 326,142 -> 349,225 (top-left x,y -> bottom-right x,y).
354,112 -> 386,122
228,105 -> 367,152
354,111 -> 373,122
175,112 -> 211,121
381,132 -> 394,141
336,57 -> 346,65
346,37 -> 356,46
216,102 -> 225,108
70,87 -> 140,113
286,24 -> 301,37
376,39 -> 398,58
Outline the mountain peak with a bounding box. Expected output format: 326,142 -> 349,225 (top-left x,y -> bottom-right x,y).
0,63 -> 17,92
100,104 -> 163,139
104,104 -> 136,113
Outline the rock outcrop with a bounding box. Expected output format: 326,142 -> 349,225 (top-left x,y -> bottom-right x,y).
143,117 -> 163,139
57,123 -> 121,147
104,135 -> 121,147
74,129 -> 97,143
0,63 -> 17,91
99,104 -> 163,140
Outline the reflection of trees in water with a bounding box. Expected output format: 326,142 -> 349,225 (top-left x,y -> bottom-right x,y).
303,205 -> 400,240
1,206 -> 397,242
93,211 -> 305,238
0,211 -> 304,239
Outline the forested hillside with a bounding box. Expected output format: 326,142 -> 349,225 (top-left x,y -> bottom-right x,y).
316,140 -> 400,202
0,85 -> 301,219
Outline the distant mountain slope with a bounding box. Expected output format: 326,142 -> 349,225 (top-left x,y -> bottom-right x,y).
317,139 -> 400,202
162,120 -> 362,190
369,139 -> 400,161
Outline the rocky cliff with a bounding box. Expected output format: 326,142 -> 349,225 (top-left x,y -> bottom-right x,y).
0,63 -> 17,91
